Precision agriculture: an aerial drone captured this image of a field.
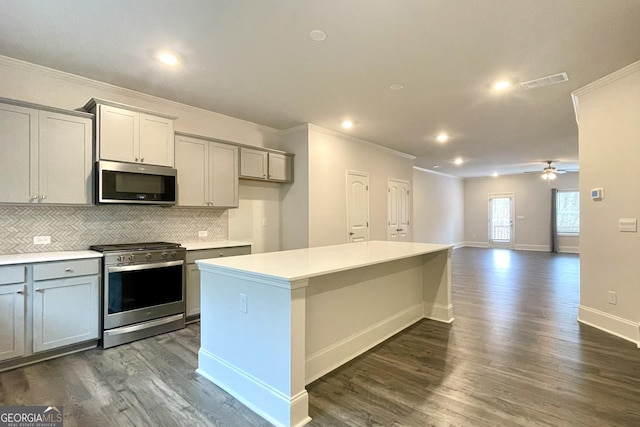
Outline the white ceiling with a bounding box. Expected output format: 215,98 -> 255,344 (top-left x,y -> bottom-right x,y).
1,0 -> 639,177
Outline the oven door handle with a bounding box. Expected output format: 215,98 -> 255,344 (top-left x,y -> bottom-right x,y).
107,260 -> 184,273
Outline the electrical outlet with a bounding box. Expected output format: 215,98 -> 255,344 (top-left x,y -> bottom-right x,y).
240,293 -> 247,313
607,291 -> 617,305
198,230 -> 208,237
33,236 -> 51,245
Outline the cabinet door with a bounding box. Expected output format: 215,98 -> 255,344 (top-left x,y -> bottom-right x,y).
175,135 -> 208,207
0,103 -> 38,203
0,283 -> 26,361
32,275 -> 99,353
209,142 -> 238,207
240,147 -> 268,179
185,263 -> 201,317
98,104 -> 138,163
268,153 -> 292,182
139,113 -> 174,167
38,111 -> 93,204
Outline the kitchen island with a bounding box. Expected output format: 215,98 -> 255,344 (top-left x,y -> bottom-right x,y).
196,240 -> 454,427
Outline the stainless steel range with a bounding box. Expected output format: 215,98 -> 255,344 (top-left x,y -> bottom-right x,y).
90,242 -> 186,349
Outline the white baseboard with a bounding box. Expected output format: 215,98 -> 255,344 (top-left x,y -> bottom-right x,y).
514,244 -> 549,252
424,302 -> 454,323
305,303 -> 423,384
578,305 -> 640,347
197,349 -> 311,427
462,241 -> 490,248
559,246 -> 580,254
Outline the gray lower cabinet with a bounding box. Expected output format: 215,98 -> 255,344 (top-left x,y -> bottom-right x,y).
0,265 -> 27,362
0,258 -> 100,367
185,245 -> 251,319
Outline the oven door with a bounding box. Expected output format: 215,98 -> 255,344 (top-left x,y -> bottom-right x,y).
104,260 -> 185,330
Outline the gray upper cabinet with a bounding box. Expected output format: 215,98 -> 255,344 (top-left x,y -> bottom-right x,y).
174,133 -> 239,208
240,147 -> 268,179
240,147 -> 293,183
85,98 -> 177,167
0,99 -> 93,205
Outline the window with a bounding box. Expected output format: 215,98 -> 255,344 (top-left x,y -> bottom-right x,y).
557,190 -> 579,234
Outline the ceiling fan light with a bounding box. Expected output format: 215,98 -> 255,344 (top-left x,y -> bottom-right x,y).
548,172 -> 557,180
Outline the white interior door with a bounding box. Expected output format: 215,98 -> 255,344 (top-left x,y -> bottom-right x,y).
388,179 -> 410,241
346,171 -> 370,243
488,193 -> 514,248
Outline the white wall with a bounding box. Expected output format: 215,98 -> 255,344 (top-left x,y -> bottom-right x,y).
573,60 -> 640,346
0,55 -> 281,253
307,125 -> 414,247
464,172 -> 580,252
279,125 -> 310,250
412,167 -> 464,245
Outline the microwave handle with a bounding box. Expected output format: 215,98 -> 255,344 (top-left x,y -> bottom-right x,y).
107,260 -> 184,273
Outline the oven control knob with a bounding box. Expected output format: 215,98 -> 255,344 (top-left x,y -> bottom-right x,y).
161,252 -> 168,259
128,255 -> 135,262
145,253 -> 152,260
170,251 -> 177,258
117,255 -> 124,262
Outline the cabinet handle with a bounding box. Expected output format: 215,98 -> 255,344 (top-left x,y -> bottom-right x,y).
135,157 -> 139,162
31,195 -> 38,200
65,268 -> 73,272
219,252 -> 224,257
262,174 -> 267,178
141,157 -> 144,162
35,288 -> 43,292
40,195 -> 46,200
397,228 -> 403,232
16,290 -> 24,294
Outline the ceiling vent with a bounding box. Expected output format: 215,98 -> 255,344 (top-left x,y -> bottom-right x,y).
520,72 -> 569,90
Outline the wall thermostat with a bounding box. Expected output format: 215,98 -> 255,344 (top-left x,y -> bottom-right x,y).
591,188 -> 603,201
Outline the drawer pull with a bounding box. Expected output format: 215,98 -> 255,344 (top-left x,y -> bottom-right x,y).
35,288 -> 43,292
219,252 -> 224,257
16,290 -> 24,294
65,268 -> 73,272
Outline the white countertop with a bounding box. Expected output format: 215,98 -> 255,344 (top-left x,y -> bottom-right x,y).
181,240 -> 252,251
0,250 -> 103,266
197,240 -> 452,281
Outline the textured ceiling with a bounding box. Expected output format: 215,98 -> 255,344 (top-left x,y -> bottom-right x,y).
1,0 -> 639,177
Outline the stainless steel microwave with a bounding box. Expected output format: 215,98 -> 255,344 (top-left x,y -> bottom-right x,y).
96,160 -> 177,205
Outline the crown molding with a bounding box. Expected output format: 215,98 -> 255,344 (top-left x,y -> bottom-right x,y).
0,55 -> 280,136
307,124 -> 416,160
413,166 -> 461,179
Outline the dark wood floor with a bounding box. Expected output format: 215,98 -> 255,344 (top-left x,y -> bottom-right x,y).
2,248 -> 639,426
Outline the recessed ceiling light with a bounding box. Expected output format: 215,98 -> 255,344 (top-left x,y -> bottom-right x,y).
309,29 -> 327,42
341,120 -> 353,129
492,172 -> 499,177
436,133 -> 449,143
389,83 -> 404,90
433,165 -> 440,169
454,158 -> 463,165
493,80 -> 511,91
158,52 -> 178,65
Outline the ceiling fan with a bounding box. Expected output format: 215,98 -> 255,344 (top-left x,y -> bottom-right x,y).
525,161 -> 574,182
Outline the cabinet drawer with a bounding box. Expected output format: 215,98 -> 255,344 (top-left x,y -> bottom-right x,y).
33,259 -> 100,281
186,246 -> 251,264
0,265 -> 26,285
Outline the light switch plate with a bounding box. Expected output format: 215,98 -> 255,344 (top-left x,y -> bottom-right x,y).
618,218 -> 637,232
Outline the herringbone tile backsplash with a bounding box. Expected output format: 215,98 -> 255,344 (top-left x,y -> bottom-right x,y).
0,205 -> 228,254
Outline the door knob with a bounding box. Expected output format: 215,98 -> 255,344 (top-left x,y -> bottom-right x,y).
349,232 -> 355,236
